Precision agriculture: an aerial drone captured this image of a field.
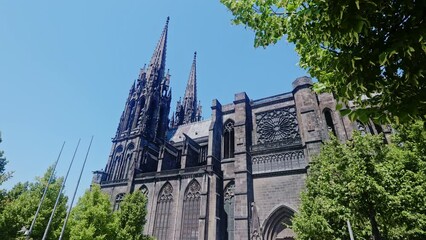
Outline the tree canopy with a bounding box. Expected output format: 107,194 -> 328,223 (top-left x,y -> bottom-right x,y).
67,185 -> 152,240
221,0 -> 426,124
292,122 -> 426,239
67,184 -> 117,240
0,167 -> 68,240
115,190 -> 152,240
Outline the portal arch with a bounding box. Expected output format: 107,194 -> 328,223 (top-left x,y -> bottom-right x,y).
262,205 -> 296,240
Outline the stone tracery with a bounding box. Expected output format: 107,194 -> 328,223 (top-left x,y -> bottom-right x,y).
256,107 -> 301,145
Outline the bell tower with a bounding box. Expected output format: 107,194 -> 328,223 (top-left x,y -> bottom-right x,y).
102,17 -> 172,188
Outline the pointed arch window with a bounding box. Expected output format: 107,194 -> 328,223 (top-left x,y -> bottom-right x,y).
153,182 -> 173,240
126,99 -> 136,130
323,109 -> 336,136
180,180 -> 201,240
140,97 -> 146,110
223,181 -> 235,240
114,193 -> 125,211
223,120 -> 235,159
107,145 -> 123,181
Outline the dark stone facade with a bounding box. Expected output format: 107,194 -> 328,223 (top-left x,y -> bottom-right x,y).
94,19 -> 391,240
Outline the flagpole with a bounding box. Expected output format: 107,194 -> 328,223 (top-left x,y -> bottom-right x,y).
26,141 -> 65,240
59,136 -> 93,240
347,220 -> 355,240
42,139 -> 80,240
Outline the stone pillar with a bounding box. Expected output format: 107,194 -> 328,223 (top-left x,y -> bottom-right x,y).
207,99 -> 223,166
157,146 -> 164,172
292,77 -> 323,161
206,99 -> 223,240
232,92 -> 252,239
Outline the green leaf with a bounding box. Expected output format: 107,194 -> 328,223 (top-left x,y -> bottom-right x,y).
340,109 -> 351,116
354,20 -> 363,33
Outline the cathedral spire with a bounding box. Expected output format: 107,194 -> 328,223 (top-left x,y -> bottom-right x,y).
115,18 -> 172,140
172,52 -> 202,127
183,51 -> 197,110
148,17 -> 169,76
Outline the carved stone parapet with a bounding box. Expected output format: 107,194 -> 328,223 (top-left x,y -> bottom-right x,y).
252,149 -> 306,174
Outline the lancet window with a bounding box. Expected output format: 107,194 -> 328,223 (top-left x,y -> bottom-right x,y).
223,120 -> 235,159
180,180 -> 201,240
106,145 -> 123,181
323,109 -> 336,136
126,99 -> 136,130
224,181 -> 235,240
114,193 -> 125,211
153,182 -> 173,240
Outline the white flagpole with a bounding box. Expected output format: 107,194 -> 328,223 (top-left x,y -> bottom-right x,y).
42,139 -> 80,240
26,141 -> 65,240
58,136 -> 93,240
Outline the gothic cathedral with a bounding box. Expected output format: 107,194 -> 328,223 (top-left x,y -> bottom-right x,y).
93,18 -> 390,240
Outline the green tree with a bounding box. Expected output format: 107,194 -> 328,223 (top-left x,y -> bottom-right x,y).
0,167 -> 68,240
115,191 -> 152,240
221,0 -> 426,123
0,132 -> 12,186
67,184 -> 116,240
0,132 -> 12,215
67,186 -> 153,240
292,123 -> 426,239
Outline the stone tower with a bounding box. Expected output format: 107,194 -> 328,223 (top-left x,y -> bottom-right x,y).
101,17 -> 172,191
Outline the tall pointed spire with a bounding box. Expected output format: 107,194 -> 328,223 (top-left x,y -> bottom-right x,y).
172,52 -> 202,127
183,51 -> 197,111
115,17 -> 172,140
148,17 -> 169,76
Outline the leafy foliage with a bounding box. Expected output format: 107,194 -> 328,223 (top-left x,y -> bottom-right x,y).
67,185 -> 153,240
67,184 -> 116,240
292,122 -> 426,239
0,132 -> 12,214
221,0 -> 426,123
0,167 -> 68,240
115,191 -> 152,240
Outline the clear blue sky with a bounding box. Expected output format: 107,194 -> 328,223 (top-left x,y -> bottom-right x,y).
0,1 -> 308,201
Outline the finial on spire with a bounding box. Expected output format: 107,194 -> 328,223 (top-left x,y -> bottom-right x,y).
148,17 -> 169,74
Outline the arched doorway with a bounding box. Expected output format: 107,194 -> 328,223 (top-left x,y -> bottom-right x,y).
262,205 -> 296,240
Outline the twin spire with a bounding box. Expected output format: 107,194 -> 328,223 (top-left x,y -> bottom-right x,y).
118,17 -> 202,137
148,17 -> 202,128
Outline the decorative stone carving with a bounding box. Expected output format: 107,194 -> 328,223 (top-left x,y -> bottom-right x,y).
224,121 -> 234,132
224,183 -> 235,202
158,183 -> 173,202
256,107 -> 301,145
185,180 -> 201,200
140,185 -> 148,195
252,149 -> 306,174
